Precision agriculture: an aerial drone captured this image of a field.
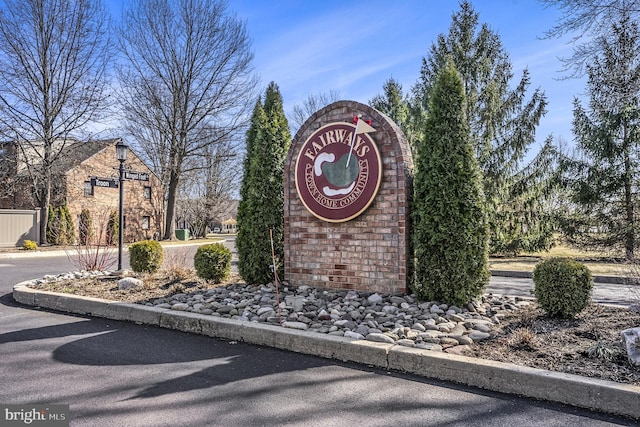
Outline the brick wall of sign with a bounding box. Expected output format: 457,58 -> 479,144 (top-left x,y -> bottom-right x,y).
284,100 -> 414,295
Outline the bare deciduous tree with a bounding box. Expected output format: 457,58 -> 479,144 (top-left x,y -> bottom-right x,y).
117,0 -> 256,240
541,0 -> 640,77
175,140 -> 240,237
289,90 -> 341,134
0,0 -> 111,244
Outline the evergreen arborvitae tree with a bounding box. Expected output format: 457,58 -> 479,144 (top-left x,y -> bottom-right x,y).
56,204 -> 76,246
65,204 -> 76,245
46,205 -> 57,245
411,1 -> 553,255
561,12 -> 640,260
54,206 -> 66,245
413,59 -> 489,306
78,209 -> 93,245
106,210 -> 118,246
236,100 -> 265,282
237,82 -> 291,284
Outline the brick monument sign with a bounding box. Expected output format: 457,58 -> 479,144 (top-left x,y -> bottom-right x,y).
284,100 -> 414,295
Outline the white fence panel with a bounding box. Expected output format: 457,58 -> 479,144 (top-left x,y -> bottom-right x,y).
0,209 -> 40,247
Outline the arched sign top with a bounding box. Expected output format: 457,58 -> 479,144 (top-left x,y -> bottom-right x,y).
294,121 -> 382,222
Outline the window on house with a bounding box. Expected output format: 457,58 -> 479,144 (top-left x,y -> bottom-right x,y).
84,181 -> 93,196
142,216 -> 150,230
143,186 -> 151,200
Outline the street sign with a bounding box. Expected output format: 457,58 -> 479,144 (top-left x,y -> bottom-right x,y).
124,171 -> 150,181
91,177 -> 118,188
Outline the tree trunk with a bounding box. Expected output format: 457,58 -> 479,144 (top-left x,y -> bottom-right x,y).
624,126 -> 634,261
39,181 -> 51,245
625,177 -> 634,261
38,140 -> 53,246
163,170 -> 179,240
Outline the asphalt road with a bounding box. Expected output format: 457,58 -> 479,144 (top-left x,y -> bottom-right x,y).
1,238 -> 634,307
487,275 -> 638,307
0,245 -> 636,426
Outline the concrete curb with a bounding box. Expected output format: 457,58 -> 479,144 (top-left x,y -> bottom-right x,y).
0,249 -> 71,259
12,282 -> 640,420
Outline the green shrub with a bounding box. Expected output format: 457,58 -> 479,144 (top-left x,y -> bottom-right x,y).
194,243 -> 232,283
533,257 -> 593,318
106,210 -> 118,246
45,204 -> 76,245
46,205 -> 56,245
78,209 -> 93,245
23,240 -> 37,251
584,341 -> 617,361
128,240 -> 164,273
56,204 -> 76,245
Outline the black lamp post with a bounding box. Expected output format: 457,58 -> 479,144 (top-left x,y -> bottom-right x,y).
116,140 -> 128,271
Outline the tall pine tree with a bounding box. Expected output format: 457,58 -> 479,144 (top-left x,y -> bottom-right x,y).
410,1 -> 553,255
369,78 -> 418,154
236,82 -> 291,284
413,59 -> 489,306
561,12 -> 640,260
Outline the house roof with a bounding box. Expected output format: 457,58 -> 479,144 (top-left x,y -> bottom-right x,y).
8,138 -> 158,180
5,137 -> 120,176
54,138 -> 119,174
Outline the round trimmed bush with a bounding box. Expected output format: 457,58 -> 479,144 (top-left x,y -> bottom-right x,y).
533,257 -> 593,318
128,240 -> 164,273
194,243 -> 232,283
23,240 -> 37,251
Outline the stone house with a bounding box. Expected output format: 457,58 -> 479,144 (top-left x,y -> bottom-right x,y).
0,138 -> 163,243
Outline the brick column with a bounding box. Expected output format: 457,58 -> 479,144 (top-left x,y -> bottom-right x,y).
284,100 -> 414,295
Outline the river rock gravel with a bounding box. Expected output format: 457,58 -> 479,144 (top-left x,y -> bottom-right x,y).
140,281 -> 531,351
26,271 -> 530,352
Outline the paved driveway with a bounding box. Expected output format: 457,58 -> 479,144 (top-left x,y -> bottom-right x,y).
1,293 -> 634,426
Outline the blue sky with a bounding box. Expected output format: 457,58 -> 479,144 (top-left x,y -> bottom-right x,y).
227,0 -> 585,151
108,1 -> 587,152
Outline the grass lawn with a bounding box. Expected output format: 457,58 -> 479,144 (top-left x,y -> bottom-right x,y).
489,244 -> 629,276
158,235 -> 226,247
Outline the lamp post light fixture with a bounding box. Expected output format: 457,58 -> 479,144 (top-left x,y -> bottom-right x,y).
116,140 -> 128,271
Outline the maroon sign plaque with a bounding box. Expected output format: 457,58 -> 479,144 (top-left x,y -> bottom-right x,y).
294,122 -> 382,222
